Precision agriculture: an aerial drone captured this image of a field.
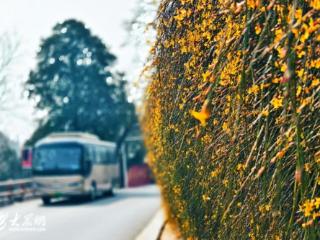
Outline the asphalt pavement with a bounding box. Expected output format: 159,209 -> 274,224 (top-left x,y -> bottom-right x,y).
0,185 -> 160,240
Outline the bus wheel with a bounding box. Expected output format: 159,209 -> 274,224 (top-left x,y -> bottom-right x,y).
42,197 -> 51,205
7,196 -> 14,204
104,188 -> 113,197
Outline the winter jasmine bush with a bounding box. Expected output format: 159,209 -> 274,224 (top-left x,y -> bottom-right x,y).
142,0 -> 320,239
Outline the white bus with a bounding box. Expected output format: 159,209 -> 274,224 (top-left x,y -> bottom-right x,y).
32,132 -> 120,205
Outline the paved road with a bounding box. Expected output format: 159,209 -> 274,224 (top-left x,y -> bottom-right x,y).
0,185 -> 160,240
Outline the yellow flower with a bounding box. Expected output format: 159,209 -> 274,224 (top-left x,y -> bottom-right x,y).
260,83 -> 271,90
247,0 -> 258,9
223,179 -> 229,186
236,163 -> 245,172
265,204 -> 271,211
301,200 -> 314,217
202,70 -> 211,82
280,64 -> 287,73
294,9 -> 303,23
222,122 -> 230,134
190,101 -> 210,126
309,59 -> 320,68
271,96 -> 283,109
272,77 -> 281,84
311,0 -> 320,10
210,169 -> 220,178
314,198 -> 320,209
247,84 -> 260,95
296,85 -> 302,97
202,194 -> 210,202
255,25 -> 262,34
274,29 -> 284,43
311,79 -> 320,88
261,109 -> 269,117
304,163 -> 311,173
174,8 -> 189,21
181,45 -> 188,53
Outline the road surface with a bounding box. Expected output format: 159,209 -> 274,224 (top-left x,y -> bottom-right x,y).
0,185 -> 160,240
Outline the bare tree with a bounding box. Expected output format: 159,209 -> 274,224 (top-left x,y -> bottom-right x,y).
0,34 -> 22,180
0,34 -> 20,110
123,0 -> 159,104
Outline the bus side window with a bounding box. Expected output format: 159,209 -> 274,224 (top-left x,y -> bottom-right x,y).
95,147 -> 100,163
84,146 -> 89,161
96,146 -> 105,163
99,147 -> 104,163
106,148 -> 112,164
108,148 -> 116,164
87,146 -> 95,162
103,148 -> 109,163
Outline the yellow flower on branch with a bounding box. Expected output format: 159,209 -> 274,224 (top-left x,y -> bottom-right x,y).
190,100 -> 210,126
236,163 -> 245,172
247,84 -> 260,95
222,122 -> 231,134
271,96 -> 283,109
202,194 -> 211,202
309,59 -> 320,68
304,163 -> 311,173
181,45 -> 188,53
274,29 -> 284,43
261,109 -> 269,117
300,199 -> 315,217
255,25 -> 262,35
272,77 -> 281,84
311,79 -> 320,88
294,9 -> 303,23
174,8 -> 190,21
311,0 -> 320,10
202,70 -> 211,82
247,0 -> 259,9
210,169 -> 220,178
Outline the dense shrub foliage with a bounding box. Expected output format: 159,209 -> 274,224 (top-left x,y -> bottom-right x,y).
142,0 -> 320,239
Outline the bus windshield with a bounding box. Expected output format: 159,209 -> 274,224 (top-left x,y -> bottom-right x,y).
33,145 -> 82,175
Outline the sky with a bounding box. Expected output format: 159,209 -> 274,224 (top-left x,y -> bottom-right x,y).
0,0 -> 148,144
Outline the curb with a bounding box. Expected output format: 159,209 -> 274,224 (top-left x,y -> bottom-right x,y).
135,210 -> 164,240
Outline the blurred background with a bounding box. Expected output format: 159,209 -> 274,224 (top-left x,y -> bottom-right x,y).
0,0 -> 157,181
0,1 -> 161,239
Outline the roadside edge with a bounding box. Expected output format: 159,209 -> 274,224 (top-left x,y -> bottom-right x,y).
135,210 -> 164,240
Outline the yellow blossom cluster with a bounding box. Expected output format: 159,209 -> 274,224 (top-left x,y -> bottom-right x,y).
142,0 -> 320,239
300,197 -> 320,228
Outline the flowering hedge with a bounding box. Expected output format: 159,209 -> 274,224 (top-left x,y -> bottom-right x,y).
142,0 -> 320,239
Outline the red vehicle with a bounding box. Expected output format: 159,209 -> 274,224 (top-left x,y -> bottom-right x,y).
21,147 -> 33,169
127,164 -> 154,187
